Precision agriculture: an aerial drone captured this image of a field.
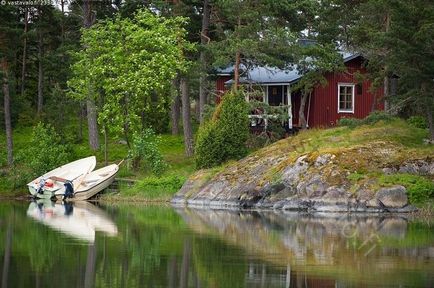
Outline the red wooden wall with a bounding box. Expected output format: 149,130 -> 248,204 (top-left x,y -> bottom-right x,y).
215,76 -> 231,103
214,57 -> 384,128
307,57 -> 384,127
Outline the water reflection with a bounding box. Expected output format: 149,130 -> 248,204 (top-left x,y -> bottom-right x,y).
0,203 -> 432,287
175,208 -> 434,287
26,200 -> 118,243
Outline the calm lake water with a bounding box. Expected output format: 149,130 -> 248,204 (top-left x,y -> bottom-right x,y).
0,201 -> 433,288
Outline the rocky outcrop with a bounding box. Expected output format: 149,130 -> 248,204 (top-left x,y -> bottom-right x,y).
172,129 -> 434,213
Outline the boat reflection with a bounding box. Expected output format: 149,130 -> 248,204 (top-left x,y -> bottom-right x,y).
26,200 -> 118,243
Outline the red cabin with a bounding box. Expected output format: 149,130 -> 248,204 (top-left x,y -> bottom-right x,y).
214,54 -> 383,130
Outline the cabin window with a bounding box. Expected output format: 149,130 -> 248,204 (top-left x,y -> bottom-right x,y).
338,84 -> 355,113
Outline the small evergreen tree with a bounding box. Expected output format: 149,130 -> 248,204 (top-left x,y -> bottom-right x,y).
195,90 -> 249,168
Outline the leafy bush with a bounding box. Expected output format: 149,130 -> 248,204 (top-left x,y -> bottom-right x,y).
195,90 -> 250,168
407,116 -> 427,129
129,128 -> 168,175
18,122 -> 74,178
379,174 -> 434,203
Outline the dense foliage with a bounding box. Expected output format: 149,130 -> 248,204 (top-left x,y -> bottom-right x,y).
195,90 -> 249,168
18,122 -> 73,178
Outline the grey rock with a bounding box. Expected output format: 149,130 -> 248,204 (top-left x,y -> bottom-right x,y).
398,160 -> 434,176
259,182 -> 286,197
324,186 -> 347,200
398,163 -> 419,174
314,153 -> 335,167
382,167 -> 397,175
357,189 -> 374,201
282,155 -> 309,187
375,185 -> 408,208
282,199 -> 313,211
303,175 -> 328,198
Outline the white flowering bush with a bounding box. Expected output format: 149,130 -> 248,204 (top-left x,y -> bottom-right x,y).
129,129 -> 168,175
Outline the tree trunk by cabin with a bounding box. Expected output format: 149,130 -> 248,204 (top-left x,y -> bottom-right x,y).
298,91 -> 309,130
1,221 -> 12,288
383,11 -> 391,113
83,0 -> 99,150
180,77 -> 194,156
199,0 -> 210,123
20,9 -> 28,98
2,58 -> 13,166
37,29 -> 44,115
234,50 -> 241,90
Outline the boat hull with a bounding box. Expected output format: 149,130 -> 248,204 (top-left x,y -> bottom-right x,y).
55,164 -> 119,201
27,156 -> 96,198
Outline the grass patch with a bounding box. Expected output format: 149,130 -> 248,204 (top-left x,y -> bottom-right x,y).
0,124 -> 194,197
116,174 -> 187,200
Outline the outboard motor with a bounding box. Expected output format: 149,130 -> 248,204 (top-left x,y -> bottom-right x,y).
63,180 -> 74,199
36,179 -> 46,195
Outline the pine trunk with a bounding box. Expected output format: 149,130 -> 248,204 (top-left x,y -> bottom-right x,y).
83,0 -> 99,150
20,9 -> 28,98
86,98 -> 99,150
199,0 -> 210,123
180,78 -> 194,156
2,58 -> 13,166
37,30 -> 44,115
298,91 -> 308,130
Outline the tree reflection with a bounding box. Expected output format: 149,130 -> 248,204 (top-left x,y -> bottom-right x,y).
0,202 -> 432,287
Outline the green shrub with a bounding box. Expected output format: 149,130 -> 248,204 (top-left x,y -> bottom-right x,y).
338,117 -> 362,128
17,122 -> 74,179
407,116 -> 428,129
339,111 -> 395,128
129,128 -> 168,175
364,111 -> 394,124
195,90 -> 249,168
379,174 -> 434,203
195,122 -> 223,168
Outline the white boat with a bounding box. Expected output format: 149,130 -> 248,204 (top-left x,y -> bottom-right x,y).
54,164 -> 119,201
27,156 -> 96,199
26,200 -> 118,243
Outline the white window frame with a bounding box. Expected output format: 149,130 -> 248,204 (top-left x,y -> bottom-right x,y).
337,83 -> 355,113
